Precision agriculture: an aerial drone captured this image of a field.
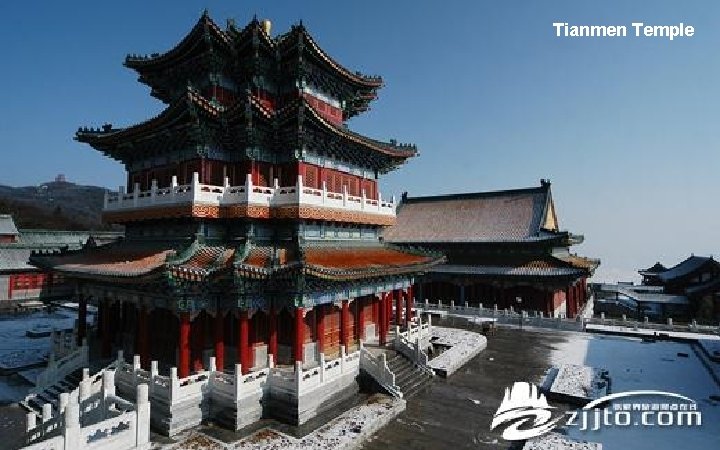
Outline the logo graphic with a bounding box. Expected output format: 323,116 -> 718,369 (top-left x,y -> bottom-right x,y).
490,382 -> 564,441
490,382 -> 702,441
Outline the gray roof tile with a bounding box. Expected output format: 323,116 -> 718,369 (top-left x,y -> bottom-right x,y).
383,184 -> 553,243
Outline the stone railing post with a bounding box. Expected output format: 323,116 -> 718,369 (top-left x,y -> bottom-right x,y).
267,354 -> 275,369
133,354 -> 141,387
295,361 -> 303,392
78,377 -> 90,424
64,401 -> 80,450
297,174 -> 304,194
136,384 -> 150,448
340,345 -> 347,373
26,411 -> 36,436
450,300 -> 455,310
667,318 -> 673,327
150,179 -> 158,203
342,185 -> 348,207
59,392 -> 69,417
133,182 -> 140,207
42,403 -> 52,427
208,357 -> 216,373
102,370 -> 115,400
234,364 -> 242,400
169,368 -> 178,404
321,181 -> 327,205
150,361 -> 158,397
319,352 -> 326,383
191,171 -> 200,195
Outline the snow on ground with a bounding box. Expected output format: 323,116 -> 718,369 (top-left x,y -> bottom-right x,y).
546,332 -> 720,450
0,310 -> 77,370
585,324 -> 720,341
160,395 -> 405,450
549,364 -> 607,401
428,326 -> 487,376
523,432 -> 601,450
0,308 -> 85,403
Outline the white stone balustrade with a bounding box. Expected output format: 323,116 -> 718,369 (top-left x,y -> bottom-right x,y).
359,342 -> 403,398
267,347 -> 361,399
26,369 -> 149,450
35,339 -> 89,390
394,321 -> 433,374
104,172 -> 396,217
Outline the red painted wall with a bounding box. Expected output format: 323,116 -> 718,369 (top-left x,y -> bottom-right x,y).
302,93 -> 344,125
298,162 -> 377,199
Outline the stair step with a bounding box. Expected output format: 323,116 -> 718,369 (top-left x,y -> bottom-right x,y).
35,393 -> 56,407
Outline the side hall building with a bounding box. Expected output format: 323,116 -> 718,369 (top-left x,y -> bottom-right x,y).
383,180 -> 599,318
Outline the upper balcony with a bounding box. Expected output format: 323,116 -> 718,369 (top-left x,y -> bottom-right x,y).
103,173 -> 396,225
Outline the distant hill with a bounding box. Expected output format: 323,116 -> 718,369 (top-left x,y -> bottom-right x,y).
0,180 -> 116,230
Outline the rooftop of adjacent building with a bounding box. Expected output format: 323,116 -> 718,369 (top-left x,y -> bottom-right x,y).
383,180 -> 566,244
0,214 -> 123,272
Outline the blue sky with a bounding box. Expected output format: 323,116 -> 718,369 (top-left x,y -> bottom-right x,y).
1,1 -> 718,282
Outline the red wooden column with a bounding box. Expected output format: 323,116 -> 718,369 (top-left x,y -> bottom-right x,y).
378,294 -> 387,345
192,313 -> 205,373
214,311 -> 225,371
268,304 -> 278,361
385,293 -> 392,334
316,304 -> 325,355
178,313 -> 191,379
405,286 -> 414,325
546,291 -> 555,317
340,300 -> 349,352
294,307 -> 305,364
238,311 -> 250,374
371,296 -> 379,332
77,293 -> 87,346
394,289 -> 403,326
101,301 -> 112,358
138,306 -> 150,368
357,298 -> 365,341
566,286 -> 573,318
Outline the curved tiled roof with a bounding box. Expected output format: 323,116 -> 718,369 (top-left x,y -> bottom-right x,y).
429,264 -> 584,278
0,215 -> 19,236
32,242 -> 175,278
124,12 -> 231,70
658,256 -> 718,282
302,245 -> 443,281
383,183 -> 557,244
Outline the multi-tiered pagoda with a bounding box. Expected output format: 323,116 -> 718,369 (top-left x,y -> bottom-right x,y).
34,13 -> 441,429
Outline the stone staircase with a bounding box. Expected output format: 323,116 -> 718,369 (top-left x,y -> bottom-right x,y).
21,368 -> 84,415
385,352 -> 433,398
